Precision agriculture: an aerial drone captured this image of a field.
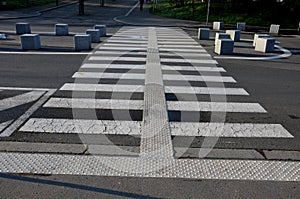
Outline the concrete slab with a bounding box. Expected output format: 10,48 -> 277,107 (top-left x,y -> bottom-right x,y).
16,23 -> 31,35
264,150 -> 300,161
20,34 -> 41,50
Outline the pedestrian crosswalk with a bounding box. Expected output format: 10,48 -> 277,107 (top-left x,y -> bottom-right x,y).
0,27 -> 298,181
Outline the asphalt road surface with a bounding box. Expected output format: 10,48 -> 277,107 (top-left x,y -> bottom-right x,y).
0,0 -> 299,198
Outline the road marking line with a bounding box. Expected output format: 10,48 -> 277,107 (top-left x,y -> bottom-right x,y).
103,43 -> 147,47
94,51 -> 147,55
0,91 -> 45,111
167,101 -> 267,113
20,118 -> 141,135
0,120 -> 13,132
160,48 -> 207,53
165,86 -> 249,95
125,0 -> 139,16
89,56 -> 146,61
0,89 -> 56,137
106,39 -> 148,44
81,63 -> 145,69
170,122 -> 293,138
160,58 -> 217,64
98,46 -> 147,51
43,98 -> 143,110
72,72 -> 234,82
163,74 -> 236,83
72,72 -> 145,79
161,65 -> 225,72
0,87 -> 52,91
60,83 -> 144,92
159,45 -> 204,49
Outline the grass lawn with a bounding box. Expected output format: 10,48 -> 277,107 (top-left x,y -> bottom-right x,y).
150,0 -> 294,28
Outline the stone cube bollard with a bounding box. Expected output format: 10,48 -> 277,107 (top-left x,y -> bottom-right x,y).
253,34 -> 270,47
213,22 -> 224,30
215,33 -> 231,45
86,29 -> 100,43
16,23 -> 31,35
20,34 -> 41,50
269,24 -> 280,35
226,30 -> 241,41
255,38 -> 275,53
214,39 -> 234,55
237,22 -> 246,31
94,25 -> 106,37
198,28 -> 210,40
74,34 -> 91,51
55,24 -> 69,36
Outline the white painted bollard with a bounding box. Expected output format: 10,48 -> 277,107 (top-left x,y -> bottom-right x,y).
253,34 -> 270,47
215,33 -> 231,45
269,24 -> 280,35
226,30 -> 241,41
198,28 -> 210,40
213,22 -> 224,30
255,38 -> 275,53
237,22 -> 246,31
94,25 -> 106,37
55,24 -> 69,36
20,34 -> 41,50
74,34 -> 91,51
16,23 -> 31,35
86,29 -> 100,43
214,39 -> 234,55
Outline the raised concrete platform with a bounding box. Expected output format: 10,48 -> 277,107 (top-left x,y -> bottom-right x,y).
237,22 -> 246,31
215,39 -> 234,55
198,28 -> 210,40
255,37 -> 275,53
74,34 -> 91,51
94,25 -> 106,36
269,24 -> 280,35
226,30 -> 241,41
253,34 -> 270,47
213,21 -> 224,30
86,29 -> 100,43
16,23 -> 31,35
55,23 -> 69,36
215,33 -> 231,45
20,34 -> 41,50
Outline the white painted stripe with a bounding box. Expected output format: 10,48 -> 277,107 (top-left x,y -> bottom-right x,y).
72,72 -> 144,79
99,46 -> 147,51
89,56 -> 146,62
0,89 -> 56,137
163,74 -> 236,83
170,122 -> 293,138
158,38 -> 194,41
60,83 -> 144,92
0,51 -> 92,55
0,120 -> 13,132
160,58 -> 217,64
165,86 -> 249,95
160,48 -> 207,53
167,101 -> 267,113
106,39 -> 148,44
159,45 -> 204,49
125,1 -> 139,16
72,72 -> 234,82
20,118 -> 141,135
0,87 -> 51,91
94,51 -> 147,55
0,91 -> 45,111
81,63 -> 145,69
161,65 -> 225,72
103,43 -> 147,47
158,42 -> 199,45
44,98 -> 143,110
160,52 -> 211,57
